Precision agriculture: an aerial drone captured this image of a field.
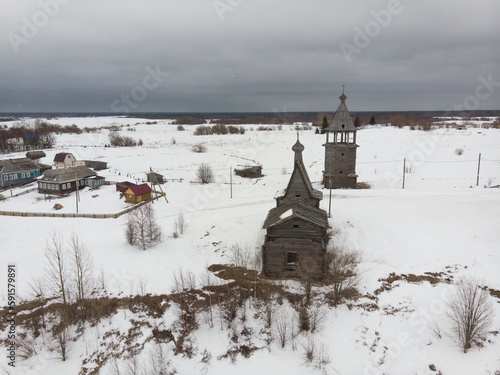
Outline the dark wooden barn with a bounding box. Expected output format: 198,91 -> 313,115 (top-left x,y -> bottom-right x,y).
323,88 -> 359,189
234,165 -> 262,178
146,172 -> 165,184
262,137 -> 329,278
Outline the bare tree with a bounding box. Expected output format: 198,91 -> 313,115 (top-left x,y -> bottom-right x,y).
297,250 -> 322,306
446,278 -> 494,353
226,243 -> 252,268
148,342 -> 176,375
174,211 -> 186,237
54,328 -> 69,361
124,353 -> 142,375
325,245 -> 360,306
275,305 -> 291,348
126,204 -> 163,250
45,233 -> 70,306
70,234 -> 95,304
197,163 -> 214,184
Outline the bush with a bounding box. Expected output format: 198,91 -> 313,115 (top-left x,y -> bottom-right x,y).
325,245 -> 361,306
211,124 -> 228,135
109,132 -> 137,147
177,125 -> 185,131
446,278 -> 494,353
194,125 -> 212,136
191,143 -> 207,153
197,163 -> 214,184
455,148 -> 464,156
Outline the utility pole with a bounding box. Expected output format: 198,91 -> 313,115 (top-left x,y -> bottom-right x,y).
476,153 -> 481,186
75,173 -> 79,213
402,158 -> 406,189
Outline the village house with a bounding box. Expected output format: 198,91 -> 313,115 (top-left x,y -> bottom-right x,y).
54,152 -> 76,168
323,88 -> 359,189
0,158 -> 42,188
37,165 -> 100,196
124,183 -> 152,203
76,160 -> 108,170
262,137 -> 329,278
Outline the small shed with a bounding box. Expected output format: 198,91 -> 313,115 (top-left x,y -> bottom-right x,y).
124,183 -> 152,203
26,151 -> 46,161
77,160 -> 108,170
116,181 -> 136,193
234,165 -> 262,178
146,172 -> 165,184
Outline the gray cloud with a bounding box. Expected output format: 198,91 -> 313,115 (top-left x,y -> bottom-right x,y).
0,0 -> 499,112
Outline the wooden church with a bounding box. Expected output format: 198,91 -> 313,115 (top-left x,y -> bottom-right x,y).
323,88 -> 359,189
262,137 -> 329,278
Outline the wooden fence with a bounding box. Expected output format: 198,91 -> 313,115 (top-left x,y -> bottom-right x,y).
0,193 -> 165,219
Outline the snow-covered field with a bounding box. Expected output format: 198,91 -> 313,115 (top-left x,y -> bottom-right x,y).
1,117 -> 499,374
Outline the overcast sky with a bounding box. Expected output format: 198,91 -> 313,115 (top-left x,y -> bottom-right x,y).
1,0 -> 499,113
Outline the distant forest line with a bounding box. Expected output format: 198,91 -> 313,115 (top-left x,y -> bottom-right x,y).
1,109 -> 499,125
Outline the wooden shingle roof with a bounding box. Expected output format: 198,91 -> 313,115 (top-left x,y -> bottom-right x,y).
39,166 -> 96,183
126,183 -> 151,195
54,152 -> 73,162
0,158 -> 41,174
325,91 -> 356,132
262,200 -> 329,229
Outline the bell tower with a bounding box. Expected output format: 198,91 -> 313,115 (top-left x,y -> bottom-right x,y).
323,87 -> 358,188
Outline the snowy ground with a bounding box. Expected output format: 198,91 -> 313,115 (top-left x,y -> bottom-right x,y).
0,117 -> 499,374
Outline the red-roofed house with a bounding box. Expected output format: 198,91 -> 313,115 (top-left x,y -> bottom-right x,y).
124,183 -> 152,203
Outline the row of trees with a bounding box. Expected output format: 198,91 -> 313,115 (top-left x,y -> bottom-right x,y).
0,119 -> 57,153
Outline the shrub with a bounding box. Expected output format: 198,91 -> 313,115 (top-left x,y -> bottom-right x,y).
197,163 -> 214,184
177,125 -> 185,131
109,132 -> 137,147
446,278 -> 494,353
194,125 -> 212,136
191,143 -> 207,153
325,245 -> 361,306
211,124 -> 228,135
455,148 -> 464,156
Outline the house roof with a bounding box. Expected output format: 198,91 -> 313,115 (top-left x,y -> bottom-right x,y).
39,166 -> 96,183
0,158 -> 41,174
126,183 -> 151,195
262,200 -> 329,230
325,91 -> 356,132
25,151 -> 46,159
54,152 -> 74,162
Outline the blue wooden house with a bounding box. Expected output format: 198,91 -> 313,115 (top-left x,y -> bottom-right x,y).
0,158 -> 42,188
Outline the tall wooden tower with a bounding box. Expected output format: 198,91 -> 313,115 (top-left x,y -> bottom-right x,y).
323,88 -> 358,189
